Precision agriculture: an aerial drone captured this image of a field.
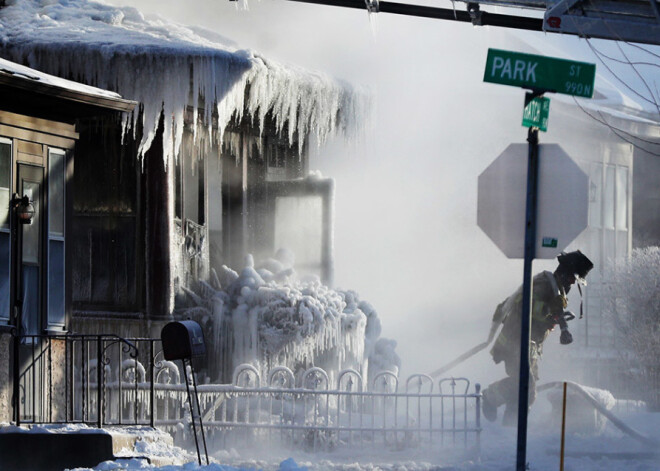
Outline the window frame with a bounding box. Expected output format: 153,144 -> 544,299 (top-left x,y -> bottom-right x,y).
46,147 -> 67,331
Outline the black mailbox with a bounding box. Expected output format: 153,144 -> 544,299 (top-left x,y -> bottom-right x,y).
161,320 -> 206,361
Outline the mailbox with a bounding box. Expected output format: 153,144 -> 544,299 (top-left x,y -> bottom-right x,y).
161,320 -> 206,361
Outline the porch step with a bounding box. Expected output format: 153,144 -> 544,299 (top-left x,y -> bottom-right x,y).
0,425 -> 184,470
108,426 -> 183,466
108,426 -> 173,454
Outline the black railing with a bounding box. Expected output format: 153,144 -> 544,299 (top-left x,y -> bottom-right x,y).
10,334 -> 483,453
13,334 -> 163,427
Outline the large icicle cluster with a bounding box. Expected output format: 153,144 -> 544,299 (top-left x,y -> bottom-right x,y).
183,253 -> 400,386
0,0 -> 368,160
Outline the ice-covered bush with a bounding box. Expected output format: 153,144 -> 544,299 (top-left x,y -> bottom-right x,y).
179,253 -> 400,387
604,247 -> 660,409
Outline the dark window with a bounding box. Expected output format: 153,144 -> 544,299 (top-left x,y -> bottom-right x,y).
48,239 -> 65,326
0,139 -> 10,322
0,232 -> 9,322
48,149 -> 65,236
47,149 -> 66,329
0,140 -> 10,229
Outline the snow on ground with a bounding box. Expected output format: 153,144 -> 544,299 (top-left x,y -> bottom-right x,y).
67,399 -> 660,471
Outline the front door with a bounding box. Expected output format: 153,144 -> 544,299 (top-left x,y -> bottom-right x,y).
16,164 -> 44,335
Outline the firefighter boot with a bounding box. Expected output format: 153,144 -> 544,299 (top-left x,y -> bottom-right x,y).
502,403 -> 518,427
481,388 -> 497,422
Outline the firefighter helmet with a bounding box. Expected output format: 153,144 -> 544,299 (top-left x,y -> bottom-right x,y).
557,250 -> 593,284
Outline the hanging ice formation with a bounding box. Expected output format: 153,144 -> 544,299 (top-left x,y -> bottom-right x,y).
0,0 -> 369,161
181,253 -> 401,386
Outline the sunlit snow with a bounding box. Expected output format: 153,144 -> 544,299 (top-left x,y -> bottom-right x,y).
51,404 -> 660,470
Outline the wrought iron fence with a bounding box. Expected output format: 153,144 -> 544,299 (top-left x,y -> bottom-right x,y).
13,334 -> 159,427
181,365 -> 483,452
12,334 -> 482,453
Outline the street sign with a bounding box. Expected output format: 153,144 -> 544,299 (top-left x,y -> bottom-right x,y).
483,49 -> 596,98
477,143 -> 588,259
522,93 -> 550,132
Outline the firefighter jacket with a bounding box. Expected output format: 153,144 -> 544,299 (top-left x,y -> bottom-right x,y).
490,271 -> 567,364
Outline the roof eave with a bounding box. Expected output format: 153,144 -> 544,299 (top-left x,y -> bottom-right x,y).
0,71 -> 137,113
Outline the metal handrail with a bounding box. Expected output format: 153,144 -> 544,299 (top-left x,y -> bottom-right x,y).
12,333 -> 147,427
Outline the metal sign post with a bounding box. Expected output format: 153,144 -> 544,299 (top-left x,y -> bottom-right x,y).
516,125 -> 539,471
479,48 -> 594,471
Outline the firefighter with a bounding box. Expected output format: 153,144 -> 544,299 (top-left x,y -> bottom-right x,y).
481,250 -> 594,426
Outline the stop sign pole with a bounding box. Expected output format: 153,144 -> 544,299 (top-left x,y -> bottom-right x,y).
482,48 -> 595,471
517,121 -> 539,471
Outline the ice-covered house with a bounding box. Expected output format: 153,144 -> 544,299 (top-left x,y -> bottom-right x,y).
0,0 -> 391,389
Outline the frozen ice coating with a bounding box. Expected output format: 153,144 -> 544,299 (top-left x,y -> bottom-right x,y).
0,0 -> 368,160
183,255 -> 398,384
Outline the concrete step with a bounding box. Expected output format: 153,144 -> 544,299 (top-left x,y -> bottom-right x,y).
107,426 -> 174,455
109,426 -> 184,466
0,424 -> 185,470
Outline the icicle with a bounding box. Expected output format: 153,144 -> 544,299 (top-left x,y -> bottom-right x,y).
0,0 -> 369,167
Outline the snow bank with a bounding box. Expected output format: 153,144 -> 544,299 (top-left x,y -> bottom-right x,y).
181,253 -> 399,386
0,0 -> 368,161
546,384 -> 616,434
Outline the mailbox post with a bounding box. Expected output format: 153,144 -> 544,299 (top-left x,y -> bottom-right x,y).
161,320 -> 209,465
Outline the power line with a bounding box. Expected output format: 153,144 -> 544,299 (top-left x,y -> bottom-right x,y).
564,9 -> 660,123
572,96 -> 660,157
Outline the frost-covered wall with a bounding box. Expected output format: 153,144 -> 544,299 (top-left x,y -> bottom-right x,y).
0,0 -> 368,161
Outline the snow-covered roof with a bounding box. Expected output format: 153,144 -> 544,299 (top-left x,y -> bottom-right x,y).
0,0 -> 367,159
0,56 -> 118,100
0,56 -> 136,112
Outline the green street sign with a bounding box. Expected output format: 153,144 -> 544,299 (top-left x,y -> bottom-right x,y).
484,49 -> 596,98
522,93 -> 550,132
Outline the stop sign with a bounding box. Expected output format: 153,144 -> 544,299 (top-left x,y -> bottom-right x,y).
477,143 -> 588,259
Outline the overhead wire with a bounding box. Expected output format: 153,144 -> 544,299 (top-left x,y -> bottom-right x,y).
571,96 -> 660,156
584,39 -> 659,110
560,5 -> 660,155
613,40 -> 660,115
625,42 -> 660,61
581,43 -> 660,69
